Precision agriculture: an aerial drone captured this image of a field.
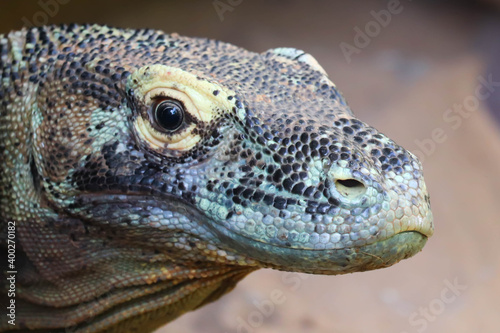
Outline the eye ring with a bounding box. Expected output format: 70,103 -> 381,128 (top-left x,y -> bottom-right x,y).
152,99 -> 185,132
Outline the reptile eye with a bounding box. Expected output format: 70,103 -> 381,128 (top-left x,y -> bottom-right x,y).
153,99 -> 184,131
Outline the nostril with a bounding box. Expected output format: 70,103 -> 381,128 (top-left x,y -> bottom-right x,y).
335,179 -> 366,199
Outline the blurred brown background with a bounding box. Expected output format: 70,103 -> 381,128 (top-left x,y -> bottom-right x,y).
1,0 -> 499,332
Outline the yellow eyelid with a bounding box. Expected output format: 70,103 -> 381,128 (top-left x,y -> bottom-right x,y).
128,65 -> 236,123
128,64 -> 238,154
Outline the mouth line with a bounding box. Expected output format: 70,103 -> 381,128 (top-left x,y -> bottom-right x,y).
210,216 -> 429,252
207,218 -> 429,274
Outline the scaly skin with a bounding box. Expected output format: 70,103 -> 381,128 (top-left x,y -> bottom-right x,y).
0,25 -> 434,332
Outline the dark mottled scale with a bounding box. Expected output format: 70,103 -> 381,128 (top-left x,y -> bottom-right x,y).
263,194 -> 274,205
273,196 -> 287,209
291,182 -> 305,195
282,178 -> 294,191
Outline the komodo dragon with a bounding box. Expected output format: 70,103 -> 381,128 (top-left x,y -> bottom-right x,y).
0,24 -> 434,332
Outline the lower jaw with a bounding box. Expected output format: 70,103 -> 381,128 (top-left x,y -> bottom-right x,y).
211,227 -> 428,275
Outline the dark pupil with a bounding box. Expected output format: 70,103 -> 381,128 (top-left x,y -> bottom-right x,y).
155,100 -> 184,131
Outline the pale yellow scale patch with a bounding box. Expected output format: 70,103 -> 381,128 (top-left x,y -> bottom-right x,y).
128,64 -> 238,152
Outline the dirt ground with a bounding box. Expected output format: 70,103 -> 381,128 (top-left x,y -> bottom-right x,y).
1,1 -> 499,332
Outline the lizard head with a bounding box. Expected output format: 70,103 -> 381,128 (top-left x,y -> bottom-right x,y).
33,28 -> 433,275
